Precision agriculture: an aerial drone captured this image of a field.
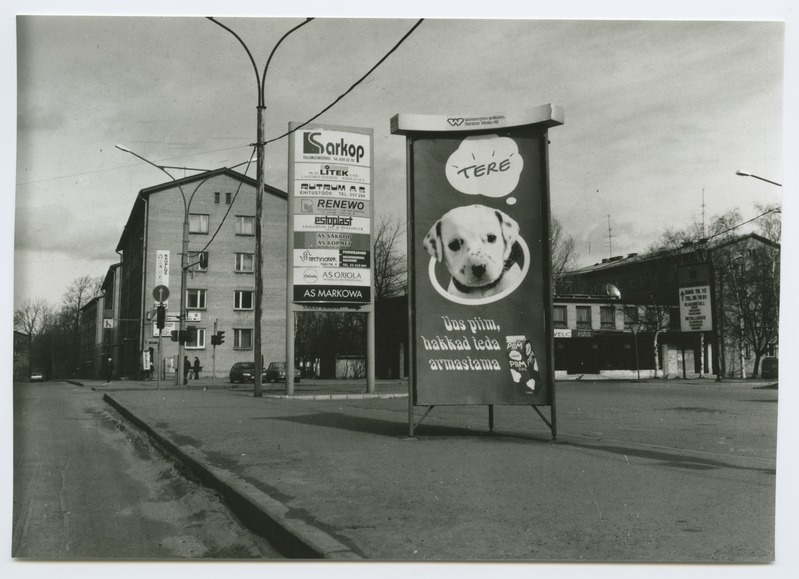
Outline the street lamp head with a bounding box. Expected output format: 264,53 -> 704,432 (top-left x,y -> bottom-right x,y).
115,144 -> 132,153
735,170 -> 751,177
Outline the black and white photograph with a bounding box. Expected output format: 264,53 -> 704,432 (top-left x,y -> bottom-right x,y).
5,1 -> 797,577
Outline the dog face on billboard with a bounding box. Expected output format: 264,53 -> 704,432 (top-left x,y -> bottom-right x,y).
424,204 -> 522,299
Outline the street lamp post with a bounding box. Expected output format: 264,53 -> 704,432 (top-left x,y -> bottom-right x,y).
208,17 -> 313,397
735,170 -> 782,187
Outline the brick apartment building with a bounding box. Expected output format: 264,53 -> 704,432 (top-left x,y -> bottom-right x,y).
111,168 -> 288,380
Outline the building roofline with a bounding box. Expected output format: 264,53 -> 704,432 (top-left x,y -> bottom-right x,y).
565,232 -> 779,277
115,168 -> 286,252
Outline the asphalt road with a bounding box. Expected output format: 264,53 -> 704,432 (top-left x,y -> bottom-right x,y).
12,381 -> 282,559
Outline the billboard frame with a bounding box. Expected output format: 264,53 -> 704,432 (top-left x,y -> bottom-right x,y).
392,105 -> 563,439
287,122 -> 376,394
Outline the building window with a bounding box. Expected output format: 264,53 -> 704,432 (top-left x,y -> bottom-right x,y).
190,251 -> 208,272
185,328 -> 206,349
226,192 -> 232,205
214,192 -> 220,204
236,215 -> 255,235
576,306 -> 591,329
600,306 -> 615,330
234,328 -> 253,349
235,252 -> 254,272
186,289 -> 207,309
234,290 -> 254,310
553,305 -> 567,328
189,213 -> 209,234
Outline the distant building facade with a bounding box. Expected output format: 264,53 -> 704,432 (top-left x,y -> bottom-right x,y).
560,233 -> 780,378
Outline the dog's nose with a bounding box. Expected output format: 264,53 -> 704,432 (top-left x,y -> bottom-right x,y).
471,264 -> 486,278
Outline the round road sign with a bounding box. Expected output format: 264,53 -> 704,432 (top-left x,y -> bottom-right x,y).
153,284 -> 170,302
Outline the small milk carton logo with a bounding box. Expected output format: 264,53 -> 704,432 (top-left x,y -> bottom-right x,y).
445,135 -> 523,197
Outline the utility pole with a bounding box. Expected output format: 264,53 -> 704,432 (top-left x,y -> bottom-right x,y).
208,17 -> 314,398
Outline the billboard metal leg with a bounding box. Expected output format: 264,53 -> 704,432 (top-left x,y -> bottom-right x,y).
532,405 -> 556,440
413,405 -> 435,432
488,405 -> 494,432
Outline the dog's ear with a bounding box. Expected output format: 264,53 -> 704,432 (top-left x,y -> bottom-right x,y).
495,210 -> 520,258
423,220 -> 444,262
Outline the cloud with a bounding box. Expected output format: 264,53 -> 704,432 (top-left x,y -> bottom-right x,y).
15,203 -> 121,261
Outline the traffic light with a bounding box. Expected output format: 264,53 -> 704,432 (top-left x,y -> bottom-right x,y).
170,330 -> 178,342
199,252 -> 208,269
216,330 -> 225,345
156,305 -> 166,330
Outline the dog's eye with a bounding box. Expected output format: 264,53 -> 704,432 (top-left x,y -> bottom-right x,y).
487,234 -> 497,243
448,239 -> 461,252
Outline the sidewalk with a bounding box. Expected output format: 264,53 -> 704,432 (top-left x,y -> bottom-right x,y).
63,375 -> 779,561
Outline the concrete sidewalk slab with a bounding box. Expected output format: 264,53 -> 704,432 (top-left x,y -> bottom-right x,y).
96,383 -> 776,561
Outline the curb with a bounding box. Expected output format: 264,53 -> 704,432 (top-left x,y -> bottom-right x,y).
102,393 -> 363,560
264,392 -> 407,401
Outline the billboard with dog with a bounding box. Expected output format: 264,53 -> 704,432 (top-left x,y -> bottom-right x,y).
392,105 -> 563,411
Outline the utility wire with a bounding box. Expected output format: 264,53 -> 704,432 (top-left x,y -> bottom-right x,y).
264,18 -> 424,145
197,147 -> 258,255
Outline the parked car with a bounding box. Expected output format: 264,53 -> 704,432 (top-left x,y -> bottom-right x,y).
264,362 -> 301,383
229,362 -> 258,383
29,369 -> 44,382
761,356 -> 778,380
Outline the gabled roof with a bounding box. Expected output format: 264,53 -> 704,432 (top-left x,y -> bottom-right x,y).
565,232 -> 779,277
115,168 -> 286,252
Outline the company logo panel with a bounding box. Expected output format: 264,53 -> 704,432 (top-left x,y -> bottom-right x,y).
296,197 -> 370,216
293,249 -> 370,269
294,267 -> 371,287
293,285 -> 371,304
294,214 -> 370,234
296,130 -> 371,166
293,165 -> 371,186
293,232 -> 372,251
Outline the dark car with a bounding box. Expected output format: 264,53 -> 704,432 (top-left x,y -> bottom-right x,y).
761,356 -> 778,380
264,362 -> 301,383
229,361 -> 257,383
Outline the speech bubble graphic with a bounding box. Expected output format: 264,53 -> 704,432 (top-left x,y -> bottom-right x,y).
445,135 -> 523,197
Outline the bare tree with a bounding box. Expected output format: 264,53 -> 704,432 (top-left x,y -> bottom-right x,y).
14,298 -> 55,375
372,214 -> 407,300
551,217 -> 579,289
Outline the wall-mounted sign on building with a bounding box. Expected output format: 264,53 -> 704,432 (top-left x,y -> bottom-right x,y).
678,263 -> 713,333
392,104 -> 563,438
288,124 -> 374,305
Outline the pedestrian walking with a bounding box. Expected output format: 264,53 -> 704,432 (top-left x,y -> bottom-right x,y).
193,357 -> 200,380
104,357 -> 113,384
183,356 -> 190,385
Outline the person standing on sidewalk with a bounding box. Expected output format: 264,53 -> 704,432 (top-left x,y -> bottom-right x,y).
193,357 -> 200,380
104,357 -> 113,384
183,356 -> 190,385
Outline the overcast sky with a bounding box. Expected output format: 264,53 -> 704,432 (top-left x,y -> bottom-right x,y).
8,3 -> 791,313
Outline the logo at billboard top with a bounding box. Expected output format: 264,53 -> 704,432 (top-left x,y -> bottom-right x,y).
445,135 -> 523,202
303,131 -> 366,163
